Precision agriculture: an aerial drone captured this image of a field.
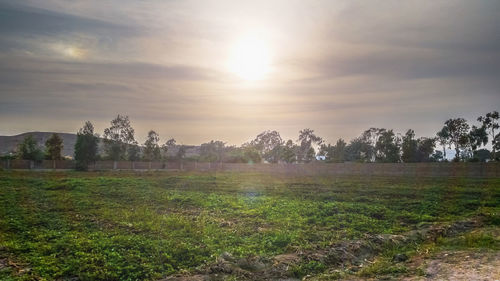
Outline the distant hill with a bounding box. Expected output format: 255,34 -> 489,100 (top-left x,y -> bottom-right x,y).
0,132 -> 78,157
0,132 -> 201,158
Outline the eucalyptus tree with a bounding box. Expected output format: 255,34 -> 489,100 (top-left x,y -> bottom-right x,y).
74,121 -> 99,170
17,135 -> 43,161
143,130 -> 161,161
443,118 -> 470,161
345,137 -> 373,162
402,130 -> 436,162
478,111 -> 499,160
200,140 -> 226,162
436,126 -> 450,160
375,129 -> 400,162
297,128 -> 323,162
468,126 -> 488,153
103,115 -> 137,160
321,138 -> 347,162
161,138 -> 176,160
280,139 -> 297,163
415,137 -> 436,162
402,129 -> 418,162
250,130 -> 283,163
359,128 -> 386,161
45,133 -> 63,160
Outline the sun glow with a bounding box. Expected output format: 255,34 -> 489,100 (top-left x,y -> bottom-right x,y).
52,43 -> 87,59
228,35 -> 272,81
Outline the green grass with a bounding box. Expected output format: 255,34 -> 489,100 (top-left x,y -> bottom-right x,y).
0,171 -> 498,280
436,227 -> 500,250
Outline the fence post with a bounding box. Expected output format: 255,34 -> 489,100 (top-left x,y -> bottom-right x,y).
6,159 -> 10,170
53,160 -> 56,170
180,161 -> 183,171
30,160 -> 34,169
113,161 -> 117,170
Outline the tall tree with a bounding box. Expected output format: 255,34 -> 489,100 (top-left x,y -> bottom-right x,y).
443,118 -> 470,161
415,137 -> 436,162
103,115 -> 136,160
321,138 -> 347,163
143,130 -> 161,161
375,129 -> 400,162
401,129 -> 418,162
468,126 -> 488,152
478,111 -> 499,160
297,128 -> 323,162
345,137 -> 373,162
359,128 -> 387,161
250,130 -> 283,163
332,138 -> 347,162
436,126 -> 450,160
280,139 -> 297,163
200,140 -> 226,162
45,133 -> 63,160
74,121 -> 99,170
17,135 -> 43,161
161,138 -> 176,160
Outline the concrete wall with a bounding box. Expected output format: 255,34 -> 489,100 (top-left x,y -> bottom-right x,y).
1,160 -> 499,178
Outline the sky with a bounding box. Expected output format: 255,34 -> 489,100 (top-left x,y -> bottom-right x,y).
0,0 -> 499,145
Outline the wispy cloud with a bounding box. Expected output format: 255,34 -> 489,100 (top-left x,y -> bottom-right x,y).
0,0 -> 499,144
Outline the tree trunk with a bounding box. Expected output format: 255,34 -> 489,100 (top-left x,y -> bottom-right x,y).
492,128 -> 496,160
455,144 -> 460,161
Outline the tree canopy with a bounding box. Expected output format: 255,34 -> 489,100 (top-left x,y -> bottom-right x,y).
74,121 -> 99,170
45,133 -> 63,160
17,135 -> 43,161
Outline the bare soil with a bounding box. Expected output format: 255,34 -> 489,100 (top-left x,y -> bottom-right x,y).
404,250 -> 500,281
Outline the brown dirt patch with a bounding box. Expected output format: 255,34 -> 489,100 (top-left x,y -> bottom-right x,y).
404,250 -> 500,281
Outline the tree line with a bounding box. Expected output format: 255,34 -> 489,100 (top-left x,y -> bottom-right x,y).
11,111 -> 499,170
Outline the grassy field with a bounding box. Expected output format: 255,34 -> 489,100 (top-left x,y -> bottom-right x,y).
0,171 -> 498,280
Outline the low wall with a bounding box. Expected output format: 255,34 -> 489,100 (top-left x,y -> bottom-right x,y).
1,160 -> 499,178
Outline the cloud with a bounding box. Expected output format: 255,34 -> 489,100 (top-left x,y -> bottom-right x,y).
0,56 -> 217,82
0,1 -> 136,36
0,0 -> 499,145
288,48 -> 500,82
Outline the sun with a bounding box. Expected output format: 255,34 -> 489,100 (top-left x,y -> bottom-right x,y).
228,35 -> 272,81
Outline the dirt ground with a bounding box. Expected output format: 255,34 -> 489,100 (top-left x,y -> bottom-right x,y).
403,250 -> 500,281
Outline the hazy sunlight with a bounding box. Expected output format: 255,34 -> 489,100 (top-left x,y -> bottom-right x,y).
228,35 -> 272,81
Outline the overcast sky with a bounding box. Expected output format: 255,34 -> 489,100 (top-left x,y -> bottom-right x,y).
0,0 -> 499,145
